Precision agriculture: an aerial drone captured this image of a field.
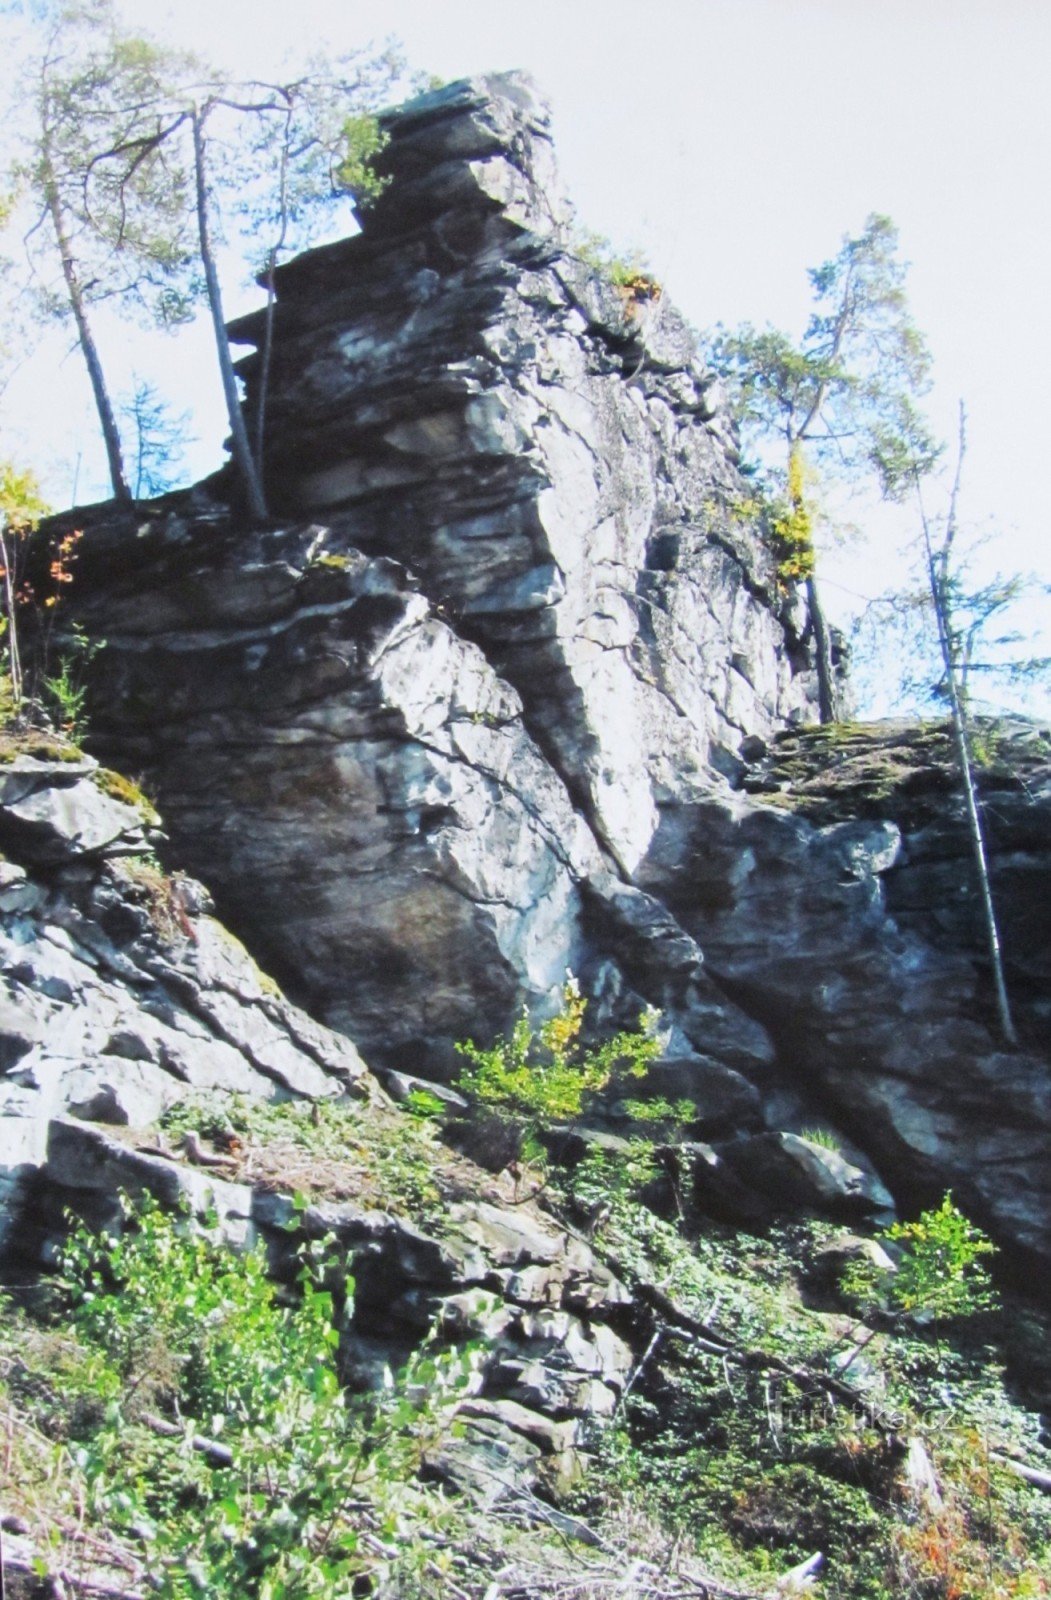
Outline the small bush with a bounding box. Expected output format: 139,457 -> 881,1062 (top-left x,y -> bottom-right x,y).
45,1196 -> 478,1598
844,1193 -> 998,1323
455,976 -> 661,1167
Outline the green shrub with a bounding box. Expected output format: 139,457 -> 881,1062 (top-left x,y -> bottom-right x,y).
844,1193 -> 998,1323
48,1196 -> 477,1598
619,1095 -> 696,1129
42,621 -> 104,744
455,976 -> 661,1166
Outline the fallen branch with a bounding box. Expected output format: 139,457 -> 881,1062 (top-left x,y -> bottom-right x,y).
0,1549 -> 144,1600
629,1280 -> 895,1432
619,1327 -> 662,1409
990,1452 -> 1051,1493
140,1411 -> 233,1468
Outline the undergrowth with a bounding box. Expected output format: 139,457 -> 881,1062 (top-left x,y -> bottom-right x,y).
4,991 -> 1050,1599
158,1093 -> 448,1224
1,1196 -> 479,1599
558,1146 -> 1051,1600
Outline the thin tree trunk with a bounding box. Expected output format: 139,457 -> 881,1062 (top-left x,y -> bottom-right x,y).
918,408 -> 1017,1046
252,104 -> 292,474
45,184 -> 130,503
941,672 -> 1017,1044
806,573 -> 838,724
254,249 -> 278,475
191,106 -> 268,523
0,531 -> 21,710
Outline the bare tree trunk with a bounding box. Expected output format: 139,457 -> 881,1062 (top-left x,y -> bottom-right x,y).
252,104 -> 292,475
918,406 -> 1017,1046
45,184 -> 130,503
941,674 -> 1017,1045
806,573 -> 838,724
192,106 -> 268,523
254,249 -> 278,475
0,532 -> 23,710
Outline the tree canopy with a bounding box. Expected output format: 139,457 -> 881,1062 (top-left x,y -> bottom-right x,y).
4,0 -> 411,513
708,214 -> 939,720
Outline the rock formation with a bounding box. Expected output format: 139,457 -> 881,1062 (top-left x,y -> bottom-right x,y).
0,752 -> 643,1500
29,73 -> 1051,1272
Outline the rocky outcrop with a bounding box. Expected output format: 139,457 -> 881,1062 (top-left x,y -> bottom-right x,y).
741,718 -> 1051,1035
230,74 -> 815,870
0,744 -> 369,1261
69,524 -> 606,1074
60,73 -> 806,1085
36,1115 -> 635,1502
0,754 -> 640,1502
39,76 -> 1051,1272
638,720 -> 1051,1263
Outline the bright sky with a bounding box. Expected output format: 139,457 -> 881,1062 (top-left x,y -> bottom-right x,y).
4,0 -> 1049,714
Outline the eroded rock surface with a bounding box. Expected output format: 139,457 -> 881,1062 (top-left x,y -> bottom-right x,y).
0,758 -> 643,1503
37,75 -> 1051,1270
639,722 -> 1051,1262
59,73 -> 806,1087
0,751 -> 368,1258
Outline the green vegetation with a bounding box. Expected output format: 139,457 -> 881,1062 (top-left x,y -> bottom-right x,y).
799,1126 -> 842,1152
571,229 -> 662,315
3,1048 -> 1049,1599
1,1196 -> 478,1599
94,766 -> 160,823
455,974 -> 661,1164
6,1 -> 413,511
618,1094 -> 696,1130
557,1157 -> 1051,1600
708,214 -> 937,722
0,454 -> 110,744
43,620 -> 105,743
158,1093 -> 447,1224
844,1193 -> 999,1323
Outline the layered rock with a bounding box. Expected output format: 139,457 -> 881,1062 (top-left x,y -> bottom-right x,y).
0,743 -> 368,1260
40,75 -> 1051,1271
638,721 -> 1051,1263
0,754 -> 639,1501
227,72 -> 815,871
69,523 -> 605,1073
61,73 -> 803,1085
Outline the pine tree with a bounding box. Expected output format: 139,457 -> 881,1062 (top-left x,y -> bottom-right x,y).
11,0 -> 195,501
709,215 -> 937,722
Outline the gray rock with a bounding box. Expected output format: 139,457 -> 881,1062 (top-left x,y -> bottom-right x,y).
65,70 -> 815,1084
44,1117 -> 256,1246
636,773 -> 1051,1260
29,76 -> 1051,1273
0,771 -> 383,1264
0,768 -> 148,864
381,1071 -> 468,1111
712,1131 -> 893,1218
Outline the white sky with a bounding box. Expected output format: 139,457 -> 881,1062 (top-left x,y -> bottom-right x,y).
4,0 -> 1050,714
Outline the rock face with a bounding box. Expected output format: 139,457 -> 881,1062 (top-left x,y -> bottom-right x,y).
0,746 -> 369,1261
639,720 -> 1051,1263
44,75 -> 1051,1270
0,756 -> 641,1501
63,72 -> 809,1082
230,74 -> 816,873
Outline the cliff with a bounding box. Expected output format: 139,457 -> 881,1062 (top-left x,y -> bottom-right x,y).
2,71 -> 1051,1600
37,73 -> 1048,1272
